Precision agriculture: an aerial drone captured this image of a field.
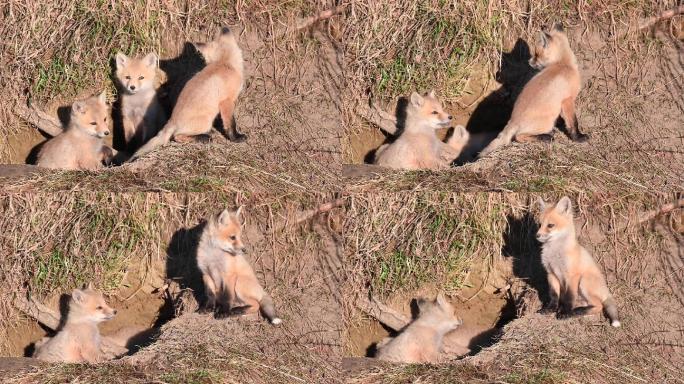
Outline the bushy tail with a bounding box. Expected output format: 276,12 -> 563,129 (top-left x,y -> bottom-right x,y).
129,122 -> 176,161
260,293 -> 282,325
478,124 -> 516,158
602,297 -> 620,327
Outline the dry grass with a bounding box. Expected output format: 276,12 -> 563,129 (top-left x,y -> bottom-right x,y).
343,190 -> 684,383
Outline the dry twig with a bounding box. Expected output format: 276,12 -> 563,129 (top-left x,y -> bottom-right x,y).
639,5 -> 684,30
356,295 -> 410,332
13,102 -> 62,137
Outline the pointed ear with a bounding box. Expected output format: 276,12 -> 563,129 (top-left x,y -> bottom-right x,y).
97,91 -> 107,105
416,298 -> 430,313
235,205 -> 243,218
555,196 -> 573,215
143,52 -> 158,68
72,289 -> 85,303
427,89 -> 436,98
410,92 -> 424,107
72,100 -> 87,114
553,22 -> 564,32
115,52 -> 128,69
537,31 -> 549,48
536,197 -> 547,213
218,209 -> 232,225
220,26 -> 231,35
435,292 -> 448,308
87,282 -> 93,290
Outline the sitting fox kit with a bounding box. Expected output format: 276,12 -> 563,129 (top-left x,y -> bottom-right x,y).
374,90 -> 469,170
131,26 -> 245,160
36,92 -> 115,170
197,207 -> 282,325
33,286 -> 117,363
375,293 -> 462,363
536,196 -> 621,327
479,24 -> 588,157
115,52 -> 167,149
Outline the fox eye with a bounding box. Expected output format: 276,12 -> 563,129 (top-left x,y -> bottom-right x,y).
125,76 -> 131,80
547,223 -> 555,229
90,122 -> 97,125
96,306 -> 103,310
431,111 -> 438,115
138,76 -> 144,80
229,235 -> 236,240
104,117 -> 107,122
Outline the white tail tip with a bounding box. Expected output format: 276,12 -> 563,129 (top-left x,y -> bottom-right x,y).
611,320 -> 621,328
271,318 -> 283,325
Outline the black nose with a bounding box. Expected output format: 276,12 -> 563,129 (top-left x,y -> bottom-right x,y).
113,309 -> 118,315
104,131 -> 110,136
448,115 -> 453,120
130,85 -> 136,90
241,247 -> 248,254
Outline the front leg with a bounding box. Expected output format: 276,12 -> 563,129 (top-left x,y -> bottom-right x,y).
558,274 -> 580,319
560,97 -> 588,142
541,272 -> 561,314
219,98 -> 246,142
122,117 -> 136,148
101,146 -> 117,166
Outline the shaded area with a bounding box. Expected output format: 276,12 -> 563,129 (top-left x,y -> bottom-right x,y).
502,211 -> 547,304
165,221 -> 207,307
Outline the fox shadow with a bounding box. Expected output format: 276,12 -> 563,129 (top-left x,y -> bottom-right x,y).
165,220 -> 207,309
502,210 -> 548,305
454,38 -> 539,164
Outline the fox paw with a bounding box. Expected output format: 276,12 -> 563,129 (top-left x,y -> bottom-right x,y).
539,307 -> 556,315
229,132 -> 248,143
214,308 -> 233,319
572,133 -> 589,142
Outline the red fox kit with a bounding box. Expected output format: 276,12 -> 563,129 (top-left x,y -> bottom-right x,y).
479,24 -> 587,157
375,293 -> 462,363
115,52 -> 167,150
36,92 -> 115,170
131,27 -> 245,160
33,286 -> 117,363
536,196 -> 620,327
374,91 -> 469,170
197,207 -> 282,325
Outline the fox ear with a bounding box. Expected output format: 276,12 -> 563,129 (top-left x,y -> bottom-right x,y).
435,292 -> 448,308
72,100 -> 87,114
536,197 -> 547,212
218,209 -> 232,225
72,289 -> 85,303
87,282 -> 93,290
537,31 -> 549,48
115,52 -> 128,69
555,196 -> 572,215
97,91 -> 107,105
427,89 -> 436,98
410,92 -> 424,107
553,22 -> 564,32
220,26 -> 231,35
416,298 -> 430,313
235,205 -> 243,218
143,52 -> 158,68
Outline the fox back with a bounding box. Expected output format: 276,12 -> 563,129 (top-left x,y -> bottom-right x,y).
36,92 -> 111,170
34,287 -> 117,363
376,293 -> 462,363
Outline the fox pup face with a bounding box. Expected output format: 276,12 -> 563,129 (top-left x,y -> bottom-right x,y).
71,286 -> 117,323
212,207 -> 247,256
536,196 -> 574,243
409,91 -> 453,129
416,293 -> 462,331
530,23 -> 570,69
71,92 -> 110,138
115,52 -> 158,94
194,26 -> 239,64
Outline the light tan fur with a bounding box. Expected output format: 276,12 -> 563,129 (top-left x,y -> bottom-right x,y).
115,52 -> 167,150
480,24 -> 587,157
33,286 -> 118,363
374,91 -> 469,170
197,207 -> 282,325
536,196 -> 620,327
375,293 -> 462,363
131,27 -> 245,160
36,92 -> 115,170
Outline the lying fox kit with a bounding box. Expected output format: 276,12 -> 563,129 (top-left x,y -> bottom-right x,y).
480,24 -> 587,157
131,26 -> 245,161
33,285 -> 117,363
115,52 -> 167,150
374,90 -> 469,170
197,207 -> 282,325
375,293 -> 462,363
537,196 -> 621,327
36,92 -> 115,170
